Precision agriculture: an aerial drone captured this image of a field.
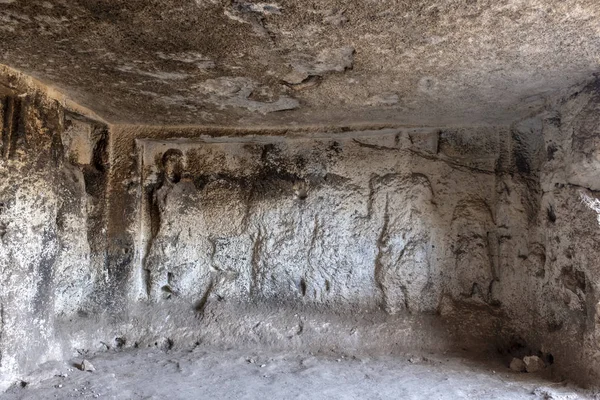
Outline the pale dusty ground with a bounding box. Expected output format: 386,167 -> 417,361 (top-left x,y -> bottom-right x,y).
1,347 -> 597,400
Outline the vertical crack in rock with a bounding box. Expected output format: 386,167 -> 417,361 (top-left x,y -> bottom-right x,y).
1,96 -> 21,160
364,174 -> 378,220
250,227 -> 264,297
374,193 -> 391,312
299,278 -> 307,297
194,278 -> 214,317
306,215 -> 319,270
486,230 -> 500,306
0,97 -> 3,148
240,193 -> 252,234
208,237 -> 219,271
303,214 -> 322,300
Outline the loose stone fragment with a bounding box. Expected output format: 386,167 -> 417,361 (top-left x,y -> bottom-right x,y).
509,358 -> 525,372
523,356 -> 545,373
80,360 -> 96,372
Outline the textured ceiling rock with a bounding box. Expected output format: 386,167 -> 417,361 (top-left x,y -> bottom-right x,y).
0,0 -> 599,126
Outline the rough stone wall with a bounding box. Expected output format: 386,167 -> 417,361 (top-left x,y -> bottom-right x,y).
92,84 -> 600,386
469,79 -> 600,386
0,74 -> 108,389
536,80 -> 600,385
91,126 -> 518,353
1,69 -> 600,389
54,125 -> 510,371
132,130 -> 501,312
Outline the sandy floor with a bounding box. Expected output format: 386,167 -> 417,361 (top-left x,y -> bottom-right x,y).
1,346 -> 596,400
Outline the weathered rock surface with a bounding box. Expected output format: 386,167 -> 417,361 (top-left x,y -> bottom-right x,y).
130,128 -> 510,315
0,0 -> 599,126
524,356 -> 546,373
510,357 -> 526,372
0,68 -> 599,391
0,72 -> 109,390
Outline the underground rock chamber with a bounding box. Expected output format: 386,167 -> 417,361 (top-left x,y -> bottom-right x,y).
0,1 -> 599,396
0,70 -> 598,399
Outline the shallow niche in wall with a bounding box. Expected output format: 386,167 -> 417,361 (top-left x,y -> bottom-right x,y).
130,129 -> 497,316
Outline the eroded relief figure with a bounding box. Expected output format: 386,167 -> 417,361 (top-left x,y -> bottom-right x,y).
144,149 -> 212,301
450,200 -> 496,302
374,174 -> 438,314
144,149 -> 250,303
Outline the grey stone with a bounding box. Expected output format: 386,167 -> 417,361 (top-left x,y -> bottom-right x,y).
523,356 -> 545,373
0,0 -> 598,126
0,38 -> 600,392
509,358 -> 525,373
80,360 -> 95,372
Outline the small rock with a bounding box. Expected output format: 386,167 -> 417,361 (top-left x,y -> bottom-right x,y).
260,364 -> 266,368
523,355 -> 545,373
80,359 -> 95,372
510,357 -> 526,372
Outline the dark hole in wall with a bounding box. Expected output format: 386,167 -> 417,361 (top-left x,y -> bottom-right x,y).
115,337 -> 126,349
1,96 -> 22,160
299,278 -> 307,296
496,336 -> 552,365
546,143 -> 558,160
497,336 -> 530,359
513,150 -> 530,174
547,205 -> 556,223
92,128 -> 109,173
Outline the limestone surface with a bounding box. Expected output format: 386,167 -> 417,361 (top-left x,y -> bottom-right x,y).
0,0 -> 599,126
0,60 -> 599,392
